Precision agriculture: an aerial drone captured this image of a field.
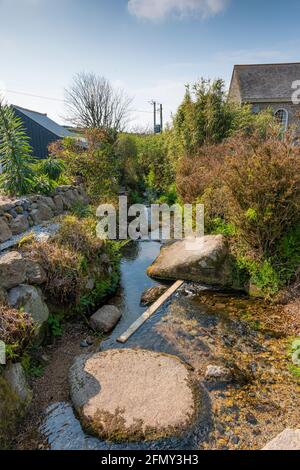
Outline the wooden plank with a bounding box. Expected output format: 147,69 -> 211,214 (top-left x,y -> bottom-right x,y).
117,280 -> 184,344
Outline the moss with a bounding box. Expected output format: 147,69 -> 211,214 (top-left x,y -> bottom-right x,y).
0,376 -> 22,449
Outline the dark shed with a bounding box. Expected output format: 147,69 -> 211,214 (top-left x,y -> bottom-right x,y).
12,105 -> 72,159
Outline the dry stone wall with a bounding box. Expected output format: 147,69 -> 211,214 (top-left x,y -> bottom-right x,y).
0,185 -> 89,244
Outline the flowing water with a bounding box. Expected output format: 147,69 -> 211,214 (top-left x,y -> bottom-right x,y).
40,240 -> 300,450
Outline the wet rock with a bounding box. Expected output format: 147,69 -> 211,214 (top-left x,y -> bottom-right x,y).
89,305 -> 122,333
205,365 -> 232,383
0,251 -> 27,289
147,235 -> 234,288
4,363 -> 32,406
262,429 -> 300,450
69,349 -> 198,441
140,285 -> 168,306
0,218 -> 12,243
7,284 -> 49,339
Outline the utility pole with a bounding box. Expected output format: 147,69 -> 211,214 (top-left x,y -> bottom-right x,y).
160,103 -> 163,132
150,100 -> 156,133
150,100 -> 163,134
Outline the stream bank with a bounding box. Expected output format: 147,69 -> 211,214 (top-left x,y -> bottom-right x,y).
12,240 -> 300,450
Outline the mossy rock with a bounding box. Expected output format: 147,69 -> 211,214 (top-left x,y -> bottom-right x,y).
0,376 -> 22,449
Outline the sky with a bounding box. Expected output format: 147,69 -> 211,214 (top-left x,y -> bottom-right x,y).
1,0 -> 300,129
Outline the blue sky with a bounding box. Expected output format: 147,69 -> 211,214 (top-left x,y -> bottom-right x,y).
1,0 -> 300,129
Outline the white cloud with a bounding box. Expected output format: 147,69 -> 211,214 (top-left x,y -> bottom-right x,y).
128,0 -> 229,21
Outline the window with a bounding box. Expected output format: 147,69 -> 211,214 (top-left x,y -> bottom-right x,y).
275,109 -> 288,131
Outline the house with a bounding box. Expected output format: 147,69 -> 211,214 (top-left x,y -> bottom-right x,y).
228,63 -> 300,133
12,105 -> 73,159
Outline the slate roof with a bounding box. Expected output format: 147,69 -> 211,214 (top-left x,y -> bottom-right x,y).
12,105 -> 72,138
230,63 -> 300,102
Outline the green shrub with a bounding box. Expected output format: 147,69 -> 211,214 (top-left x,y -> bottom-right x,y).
31,174 -> 57,195
236,256 -> 280,296
47,314 -> 64,337
39,156 -> 66,181
0,100 -> 34,196
70,201 -> 93,219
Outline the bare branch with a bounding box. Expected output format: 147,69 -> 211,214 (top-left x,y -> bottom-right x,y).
64,72 -> 132,132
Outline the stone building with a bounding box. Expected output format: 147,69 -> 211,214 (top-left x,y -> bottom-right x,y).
228,63 -> 300,134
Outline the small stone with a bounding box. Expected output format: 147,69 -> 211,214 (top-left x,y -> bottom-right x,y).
245,412 -> 258,425
231,435 -> 240,444
205,365 -> 232,382
80,340 -> 89,348
89,305 -> 122,333
140,285 -> 168,306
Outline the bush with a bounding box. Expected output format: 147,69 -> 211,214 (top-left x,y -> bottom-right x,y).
0,100 -> 34,196
39,155 -> 66,181
55,215 -> 104,262
24,241 -> 83,305
0,305 -> 34,360
21,216 -> 121,311
31,174 -> 57,196
223,130 -> 300,257
49,130 -> 119,202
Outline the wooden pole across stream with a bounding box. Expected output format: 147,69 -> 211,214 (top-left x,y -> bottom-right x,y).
117,280 -> 184,344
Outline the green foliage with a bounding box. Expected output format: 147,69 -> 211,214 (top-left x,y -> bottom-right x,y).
115,134 -> 139,191
156,183 -> 178,205
31,174 -> 57,195
70,201 -> 93,219
236,256 -> 280,296
273,224 -> 300,286
0,100 -> 35,195
208,217 -> 236,237
289,338 -> 300,378
39,156 -> 66,181
49,130 -> 119,202
135,133 -> 175,199
48,314 -> 64,337
21,353 -> 44,378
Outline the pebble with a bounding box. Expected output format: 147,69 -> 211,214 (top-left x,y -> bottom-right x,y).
246,412 -> 258,425
80,340 -> 90,348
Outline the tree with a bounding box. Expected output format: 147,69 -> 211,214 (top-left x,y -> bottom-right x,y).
65,72 -> 132,131
0,99 -> 34,196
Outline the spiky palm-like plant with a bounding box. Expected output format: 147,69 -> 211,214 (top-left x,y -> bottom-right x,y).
0,99 -> 34,195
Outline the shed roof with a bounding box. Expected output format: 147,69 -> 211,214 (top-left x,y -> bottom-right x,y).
12,105 -> 72,138
230,63 -> 300,102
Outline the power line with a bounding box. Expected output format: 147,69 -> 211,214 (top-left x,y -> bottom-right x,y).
6,89 -> 66,103
6,89 -> 154,114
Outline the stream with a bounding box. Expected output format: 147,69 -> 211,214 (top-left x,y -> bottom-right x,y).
34,240 -> 300,450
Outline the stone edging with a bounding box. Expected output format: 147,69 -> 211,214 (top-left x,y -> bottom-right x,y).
0,185 -> 89,245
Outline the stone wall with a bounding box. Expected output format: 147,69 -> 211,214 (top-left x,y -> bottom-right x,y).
0,185 -> 89,244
